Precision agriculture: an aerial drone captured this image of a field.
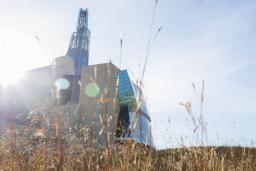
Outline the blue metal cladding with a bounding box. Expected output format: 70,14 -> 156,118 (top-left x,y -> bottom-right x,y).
117,70 -> 153,146
133,114 -> 151,144
67,8 -> 90,75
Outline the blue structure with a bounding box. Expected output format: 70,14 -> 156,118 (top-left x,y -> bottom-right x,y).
65,9 -> 90,102
67,8 -> 90,75
117,70 -> 153,146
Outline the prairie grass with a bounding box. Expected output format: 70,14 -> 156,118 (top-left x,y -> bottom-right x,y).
0,123 -> 255,171
0,95 -> 255,171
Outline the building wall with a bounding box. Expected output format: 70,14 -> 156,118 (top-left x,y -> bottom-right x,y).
17,65 -> 54,109
79,63 -> 120,147
7,56 -> 74,110
53,56 -> 75,78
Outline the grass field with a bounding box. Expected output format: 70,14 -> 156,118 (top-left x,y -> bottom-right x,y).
0,124 -> 255,171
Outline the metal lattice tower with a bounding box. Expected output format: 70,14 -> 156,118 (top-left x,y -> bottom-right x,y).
67,8 -> 90,75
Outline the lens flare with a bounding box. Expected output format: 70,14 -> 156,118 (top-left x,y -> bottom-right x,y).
85,82 -> 100,97
55,78 -> 70,90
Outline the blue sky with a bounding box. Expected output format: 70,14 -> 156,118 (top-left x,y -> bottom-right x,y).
0,0 -> 256,149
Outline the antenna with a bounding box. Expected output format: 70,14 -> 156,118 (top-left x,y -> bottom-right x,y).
119,32 -> 123,70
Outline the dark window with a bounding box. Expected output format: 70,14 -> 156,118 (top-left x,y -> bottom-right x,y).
57,75 -> 81,105
116,105 -> 130,138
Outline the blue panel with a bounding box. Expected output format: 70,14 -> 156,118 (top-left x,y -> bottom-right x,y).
118,70 -> 136,104
132,112 -> 152,145
141,115 -> 151,144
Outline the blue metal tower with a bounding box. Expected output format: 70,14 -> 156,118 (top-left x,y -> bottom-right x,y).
67,8 -> 90,75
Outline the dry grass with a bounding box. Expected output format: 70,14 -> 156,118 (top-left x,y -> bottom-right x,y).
0,101 -> 255,171
0,125 -> 255,171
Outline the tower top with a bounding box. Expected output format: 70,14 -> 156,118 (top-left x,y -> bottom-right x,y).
76,9 -> 89,32
66,8 -> 90,75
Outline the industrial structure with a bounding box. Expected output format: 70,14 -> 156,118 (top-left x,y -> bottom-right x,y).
0,8 -> 153,147
67,9 -> 90,75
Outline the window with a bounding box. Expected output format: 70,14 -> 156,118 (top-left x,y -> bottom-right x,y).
116,105 -> 131,138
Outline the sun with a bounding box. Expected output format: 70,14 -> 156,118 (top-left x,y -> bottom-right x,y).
0,28 -> 49,86
0,69 -> 24,86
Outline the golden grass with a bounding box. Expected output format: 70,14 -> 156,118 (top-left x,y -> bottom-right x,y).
0,127 -> 255,171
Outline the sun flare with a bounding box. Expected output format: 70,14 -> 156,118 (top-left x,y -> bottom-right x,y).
0,70 -> 24,86
0,28 -> 49,86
